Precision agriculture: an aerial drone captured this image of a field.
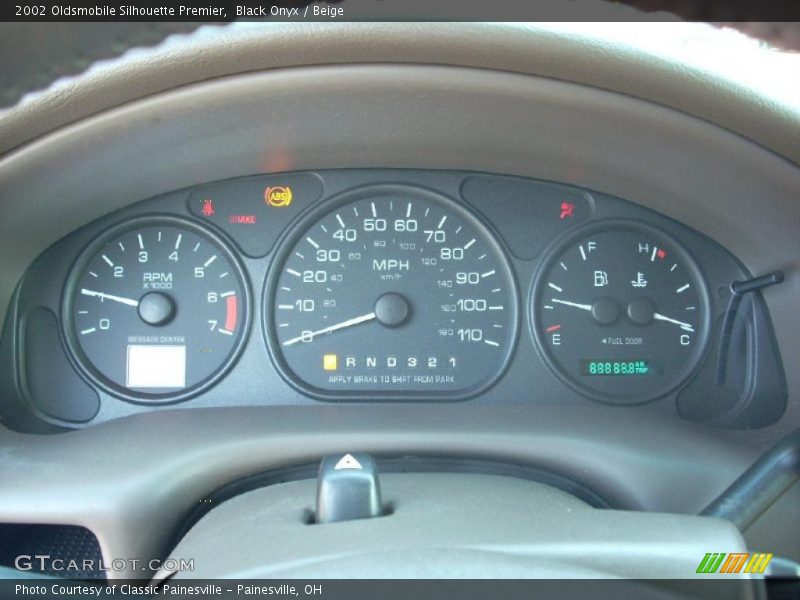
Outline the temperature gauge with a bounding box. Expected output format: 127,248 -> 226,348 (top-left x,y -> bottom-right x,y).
531,221 -> 710,403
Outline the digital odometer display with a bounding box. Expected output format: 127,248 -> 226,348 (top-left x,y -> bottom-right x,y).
267,186 -> 518,398
580,360 -> 650,376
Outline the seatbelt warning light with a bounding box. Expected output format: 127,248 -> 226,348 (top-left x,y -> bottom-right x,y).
323,354 -> 338,371
201,198 -> 215,217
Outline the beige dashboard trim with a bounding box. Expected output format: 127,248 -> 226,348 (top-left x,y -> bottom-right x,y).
0,405 -> 759,579
1,23 -> 799,163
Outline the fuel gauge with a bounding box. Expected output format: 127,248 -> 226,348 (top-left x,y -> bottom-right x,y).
531,221 -> 710,404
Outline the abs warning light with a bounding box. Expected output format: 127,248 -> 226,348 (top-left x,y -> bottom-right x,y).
265,186 -> 293,208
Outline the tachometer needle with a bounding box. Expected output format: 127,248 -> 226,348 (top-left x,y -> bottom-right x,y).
653,312 -> 694,333
81,288 -> 140,307
282,312 -> 377,346
551,298 -> 593,311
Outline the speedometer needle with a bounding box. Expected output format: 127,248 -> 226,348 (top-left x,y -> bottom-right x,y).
653,312 -> 694,333
81,288 -> 140,307
551,298 -> 593,311
282,312 -> 377,346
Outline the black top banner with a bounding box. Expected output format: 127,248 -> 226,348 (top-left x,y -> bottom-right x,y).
3,0 -> 800,22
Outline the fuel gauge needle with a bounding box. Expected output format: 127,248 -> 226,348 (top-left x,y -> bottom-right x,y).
81,288 -> 140,307
283,312 -> 377,346
551,298 -> 592,311
653,312 -> 694,333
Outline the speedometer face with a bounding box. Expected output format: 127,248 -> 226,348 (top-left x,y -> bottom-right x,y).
267,186 -> 518,398
532,221 -> 710,404
64,217 -> 249,402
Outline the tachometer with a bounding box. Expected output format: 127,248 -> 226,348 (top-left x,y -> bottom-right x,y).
531,221 -> 710,404
266,186 -> 518,399
64,216 -> 250,403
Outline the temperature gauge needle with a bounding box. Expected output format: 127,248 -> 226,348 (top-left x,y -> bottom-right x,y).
551,298 -> 592,311
653,312 -> 694,333
283,312 -> 377,346
81,288 -> 140,307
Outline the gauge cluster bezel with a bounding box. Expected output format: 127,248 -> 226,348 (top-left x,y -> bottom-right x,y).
0,169 -> 784,432
60,214 -> 253,405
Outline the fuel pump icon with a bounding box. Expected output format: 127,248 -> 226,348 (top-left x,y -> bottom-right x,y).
593,271 -> 608,287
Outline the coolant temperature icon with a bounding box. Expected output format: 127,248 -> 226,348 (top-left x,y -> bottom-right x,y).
631,272 -> 648,288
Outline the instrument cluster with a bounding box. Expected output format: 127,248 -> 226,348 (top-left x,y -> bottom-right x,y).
0,170 -> 786,430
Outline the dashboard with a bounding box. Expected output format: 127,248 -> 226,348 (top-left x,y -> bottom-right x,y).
0,169 -> 786,431
0,22 -> 798,582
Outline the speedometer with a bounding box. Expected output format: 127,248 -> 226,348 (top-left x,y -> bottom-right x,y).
265,186 -> 518,399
